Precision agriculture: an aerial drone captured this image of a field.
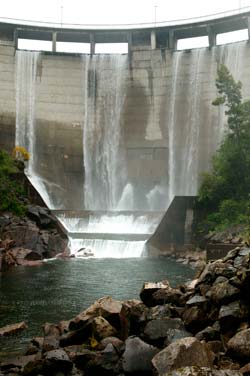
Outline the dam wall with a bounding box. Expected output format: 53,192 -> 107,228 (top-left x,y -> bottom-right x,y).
0,15 -> 250,211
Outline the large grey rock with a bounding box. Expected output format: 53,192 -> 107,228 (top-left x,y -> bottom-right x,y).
144,318 -> 184,344
227,328 -> 250,359
152,337 -> 214,375
122,336 -> 159,373
27,205 -> 56,228
84,344 -> 121,376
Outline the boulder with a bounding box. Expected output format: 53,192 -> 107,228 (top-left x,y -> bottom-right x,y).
140,281 -> 170,307
23,349 -> 73,375
120,299 -> 146,338
0,321 -> 27,336
69,296 -> 123,331
144,318 -> 184,345
152,337 -> 215,375
219,301 -> 249,332
182,305 -> 211,333
195,325 -> 221,341
45,349 -> 73,373
209,280 -> 240,305
98,336 -> 124,353
92,316 -> 117,340
122,336 -> 159,373
69,349 -> 96,370
27,205 -> 56,228
227,328 -> 250,359
84,344 -> 121,376
152,286 -> 183,306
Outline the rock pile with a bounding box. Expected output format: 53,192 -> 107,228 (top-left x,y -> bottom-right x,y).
0,205 -> 69,270
1,246 -> 250,376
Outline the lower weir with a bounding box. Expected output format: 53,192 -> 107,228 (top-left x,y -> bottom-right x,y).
12,41 -> 250,256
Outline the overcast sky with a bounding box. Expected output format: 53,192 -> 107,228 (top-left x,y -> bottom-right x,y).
1,0 -> 249,52
1,0 -> 250,26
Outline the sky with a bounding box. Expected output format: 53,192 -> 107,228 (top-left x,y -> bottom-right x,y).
0,0 -> 249,52
1,0 -> 250,26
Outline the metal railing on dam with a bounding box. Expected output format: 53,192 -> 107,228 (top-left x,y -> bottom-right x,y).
0,6 -> 250,52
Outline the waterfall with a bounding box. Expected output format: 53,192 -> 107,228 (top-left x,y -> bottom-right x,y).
15,50 -> 56,208
167,50 -> 181,203
83,54 -> 128,211
15,51 -> 39,176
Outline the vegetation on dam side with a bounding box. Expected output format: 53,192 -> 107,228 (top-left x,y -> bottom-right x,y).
197,65 -> 250,238
0,148 -> 28,216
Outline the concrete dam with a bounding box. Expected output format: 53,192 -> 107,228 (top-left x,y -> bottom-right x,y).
1,11 -> 250,256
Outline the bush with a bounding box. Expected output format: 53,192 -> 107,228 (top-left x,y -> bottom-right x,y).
0,149 -> 27,215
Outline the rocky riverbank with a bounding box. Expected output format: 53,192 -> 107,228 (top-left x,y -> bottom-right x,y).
1,246 -> 250,375
0,205 -> 69,270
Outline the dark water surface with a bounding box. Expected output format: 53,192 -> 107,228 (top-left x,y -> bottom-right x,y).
0,257 -> 194,359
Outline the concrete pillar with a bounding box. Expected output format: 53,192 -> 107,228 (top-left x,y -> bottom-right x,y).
90,33 -> 95,55
151,30 -> 157,50
247,17 -> 250,41
13,29 -> 18,50
168,30 -> 177,50
52,32 -> 57,52
207,26 -> 216,48
127,31 -> 132,55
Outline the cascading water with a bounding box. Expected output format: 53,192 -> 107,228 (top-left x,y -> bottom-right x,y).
83,54 -> 128,211
63,54 -> 159,257
15,51 -> 39,176
15,50 -> 56,208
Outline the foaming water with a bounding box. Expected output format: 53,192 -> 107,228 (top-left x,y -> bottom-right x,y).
57,211 -> 163,257
58,214 -> 159,234
69,238 -> 146,258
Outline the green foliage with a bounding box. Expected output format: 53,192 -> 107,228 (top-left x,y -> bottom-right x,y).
198,65 -> 250,231
0,149 -> 27,215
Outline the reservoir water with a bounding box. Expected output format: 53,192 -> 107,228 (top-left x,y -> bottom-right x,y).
0,257 -> 194,359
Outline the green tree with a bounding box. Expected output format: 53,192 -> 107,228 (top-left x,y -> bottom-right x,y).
197,65 -> 250,230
